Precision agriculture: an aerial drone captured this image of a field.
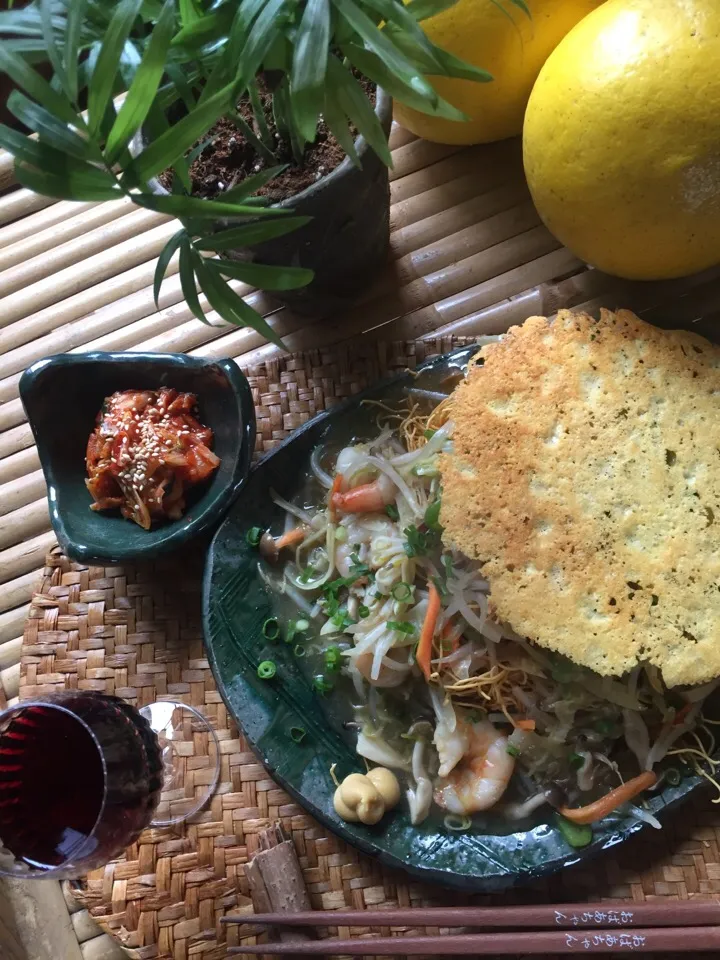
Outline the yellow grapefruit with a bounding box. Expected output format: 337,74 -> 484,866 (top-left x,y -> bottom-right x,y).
394,0 -> 604,144
523,0 -> 720,280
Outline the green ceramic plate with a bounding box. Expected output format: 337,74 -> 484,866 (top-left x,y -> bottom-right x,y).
203,346 -> 703,891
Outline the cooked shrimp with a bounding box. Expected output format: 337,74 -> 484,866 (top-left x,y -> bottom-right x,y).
433,713 -> 469,779
431,688 -> 467,778
336,444 -> 371,480
332,473 -> 396,514
433,720 -> 515,814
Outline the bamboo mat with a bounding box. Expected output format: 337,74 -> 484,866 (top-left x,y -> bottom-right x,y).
3,122 -> 720,959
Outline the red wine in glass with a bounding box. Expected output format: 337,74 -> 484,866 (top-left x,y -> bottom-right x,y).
0,692 -> 220,879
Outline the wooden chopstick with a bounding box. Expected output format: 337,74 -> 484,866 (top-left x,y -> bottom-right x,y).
228,925 -> 720,955
223,898 -> 720,930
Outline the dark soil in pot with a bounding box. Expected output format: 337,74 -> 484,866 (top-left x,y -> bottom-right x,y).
158,82 -> 392,317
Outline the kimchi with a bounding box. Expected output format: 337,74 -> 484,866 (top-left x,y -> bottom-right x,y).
86,388 -> 220,529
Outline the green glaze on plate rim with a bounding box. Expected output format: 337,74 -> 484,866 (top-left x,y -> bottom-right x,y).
202,345 -> 705,891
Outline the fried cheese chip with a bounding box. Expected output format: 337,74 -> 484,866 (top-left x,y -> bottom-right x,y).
440,309 -> 720,687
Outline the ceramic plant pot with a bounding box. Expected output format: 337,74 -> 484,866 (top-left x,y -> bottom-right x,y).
148,88 -> 393,318
243,88 -> 393,316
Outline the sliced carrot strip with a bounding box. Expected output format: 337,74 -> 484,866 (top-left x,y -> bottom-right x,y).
328,473 -> 344,521
515,718 -> 536,732
672,702 -> 692,726
441,619 -> 462,654
558,771 -> 657,825
417,582 -> 441,681
274,526 -> 307,551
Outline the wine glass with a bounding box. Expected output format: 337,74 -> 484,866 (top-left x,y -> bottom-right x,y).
0,691 -> 220,879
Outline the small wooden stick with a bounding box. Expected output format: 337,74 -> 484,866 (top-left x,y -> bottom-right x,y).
0,189 -> 54,228
0,220 -> 177,330
0,200 -> 92,250
0,605 -> 27,646
0,530 -> 56,584
388,121 -> 415,151
0,570 -> 38,615
0,197 -> 134,269
0,207 -> 168,301
389,140 -> 461,183
244,823 -> 313,959
0,498 -> 50,554
0,448 -> 41,487
0,468 -> 47,519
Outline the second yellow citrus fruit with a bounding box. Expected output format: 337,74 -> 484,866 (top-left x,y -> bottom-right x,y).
394,0 -> 604,144
523,0 -> 720,280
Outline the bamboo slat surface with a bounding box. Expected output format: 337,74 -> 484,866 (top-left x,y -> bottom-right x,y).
2,123 -> 720,959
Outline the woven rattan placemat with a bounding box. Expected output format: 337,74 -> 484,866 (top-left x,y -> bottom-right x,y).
19,341 -> 720,960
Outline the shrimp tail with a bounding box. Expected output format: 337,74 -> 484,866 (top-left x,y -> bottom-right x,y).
332,480 -> 386,514
332,473 -> 397,515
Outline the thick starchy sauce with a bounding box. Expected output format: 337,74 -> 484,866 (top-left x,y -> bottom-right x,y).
86,387 -> 220,529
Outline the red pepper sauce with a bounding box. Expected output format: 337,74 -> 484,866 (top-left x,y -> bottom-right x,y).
86,388 -> 220,529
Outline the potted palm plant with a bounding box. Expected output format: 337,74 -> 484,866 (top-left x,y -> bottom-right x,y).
0,0 -> 491,343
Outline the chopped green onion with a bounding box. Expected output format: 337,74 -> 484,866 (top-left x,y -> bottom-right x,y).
290,726 -> 306,743
506,743 -> 520,758
443,813 -> 471,832
299,566 -> 317,583
334,525 -> 347,543
293,644 -> 306,658
423,428 -> 437,440
403,524 -> 426,557
262,618 -> 280,641
257,660 -> 277,680
246,526 -> 263,547
442,554 -> 454,578
312,674 -> 334,696
403,510 -> 443,557
431,575 -> 449,598
569,752 -> 585,770
424,499 -> 442,532
555,813 -> 592,849
349,554 -> 371,578
331,607 -> 354,630
358,604 -> 370,619
324,646 -> 342,671
411,462 -> 439,477
323,587 -> 341,618
593,718 -> 617,736
391,582 -> 413,602
665,767 -> 681,786
296,619 -> 309,632
385,504 -> 399,521
387,620 -> 416,635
